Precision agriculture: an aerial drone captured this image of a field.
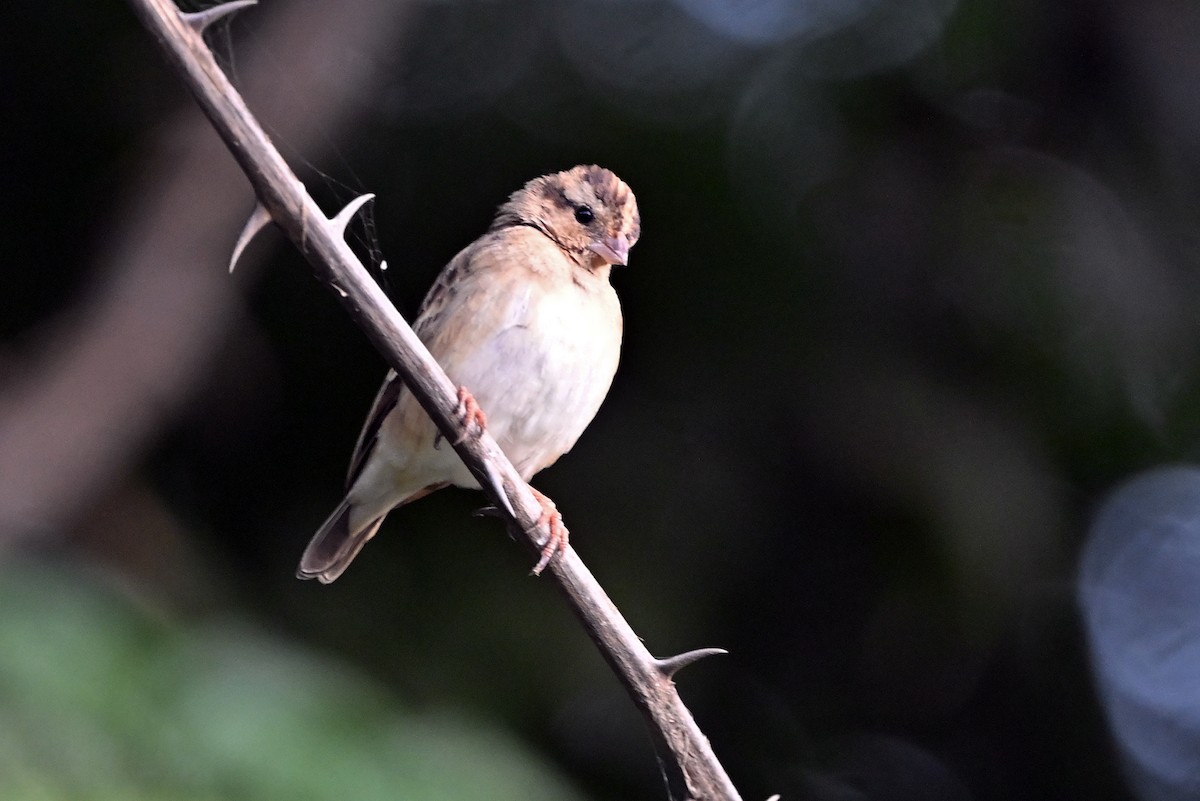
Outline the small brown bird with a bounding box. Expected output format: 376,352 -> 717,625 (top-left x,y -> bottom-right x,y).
298,165 -> 640,583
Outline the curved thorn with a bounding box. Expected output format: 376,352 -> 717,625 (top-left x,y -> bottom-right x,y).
182,0 -> 258,33
229,202 -> 272,273
480,461 -> 515,518
329,193 -> 375,239
653,647 -> 728,678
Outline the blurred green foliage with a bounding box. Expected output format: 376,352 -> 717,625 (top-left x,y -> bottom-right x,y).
0,563 -> 585,801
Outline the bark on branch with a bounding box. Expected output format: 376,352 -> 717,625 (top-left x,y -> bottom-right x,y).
126,1 -> 742,798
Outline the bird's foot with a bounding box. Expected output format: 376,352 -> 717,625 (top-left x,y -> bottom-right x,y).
529,487 -> 569,575
453,386 -> 488,444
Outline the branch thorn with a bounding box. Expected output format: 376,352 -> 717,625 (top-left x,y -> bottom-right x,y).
653,647 -> 728,678
480,460 -> 515,518
182,0 -> 258,33
229,202 -> 272,273
329,193 -> 375,239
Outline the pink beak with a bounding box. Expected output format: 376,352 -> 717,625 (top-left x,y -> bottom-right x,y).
588,233 -> 631,266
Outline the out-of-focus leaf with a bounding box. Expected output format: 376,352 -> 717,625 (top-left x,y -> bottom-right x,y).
0,563 -> 586,801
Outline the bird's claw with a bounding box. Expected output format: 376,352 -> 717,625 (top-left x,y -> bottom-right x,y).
453,386 -> 487,444
472,505 -> 503,518
529,487 -> 568,575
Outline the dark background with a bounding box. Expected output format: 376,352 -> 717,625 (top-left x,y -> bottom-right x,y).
4,0 -> 1199,798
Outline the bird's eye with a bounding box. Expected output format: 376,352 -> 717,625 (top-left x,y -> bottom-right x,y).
574,206 -> 594,225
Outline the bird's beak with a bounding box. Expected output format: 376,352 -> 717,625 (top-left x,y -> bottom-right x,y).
588,233 -> 631,266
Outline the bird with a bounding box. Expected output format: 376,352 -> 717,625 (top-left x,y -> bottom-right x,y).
297,165 -> 640,583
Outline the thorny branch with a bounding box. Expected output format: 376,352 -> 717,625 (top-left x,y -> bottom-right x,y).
127,0 -> 742,798
0,0 -> 408,549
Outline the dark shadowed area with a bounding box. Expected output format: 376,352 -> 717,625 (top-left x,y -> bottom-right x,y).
4,0 -> 1200,798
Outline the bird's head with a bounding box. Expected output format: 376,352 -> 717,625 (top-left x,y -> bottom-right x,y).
495,165 -> 640,273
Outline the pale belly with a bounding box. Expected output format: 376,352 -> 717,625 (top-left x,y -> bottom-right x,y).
458,327 -> 617,479
449,289 -> 621,481
372,279 -> 622,496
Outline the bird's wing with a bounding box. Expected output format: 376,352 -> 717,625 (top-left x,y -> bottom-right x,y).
345,368 -> 403,489
342,236 -> 518,488
415,230 -> 547,372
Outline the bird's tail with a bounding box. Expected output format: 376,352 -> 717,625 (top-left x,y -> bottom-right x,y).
296,498 -> 385,584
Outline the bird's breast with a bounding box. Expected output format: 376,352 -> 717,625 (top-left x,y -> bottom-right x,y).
454,275 -> 621,479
